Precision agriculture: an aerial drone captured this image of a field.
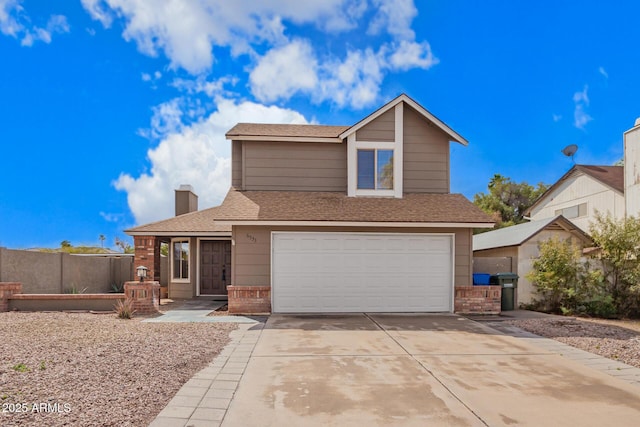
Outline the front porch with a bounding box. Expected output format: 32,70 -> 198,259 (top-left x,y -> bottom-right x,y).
133,236 -> 231,300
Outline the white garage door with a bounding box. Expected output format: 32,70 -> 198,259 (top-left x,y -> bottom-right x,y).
272,232 -> 453,313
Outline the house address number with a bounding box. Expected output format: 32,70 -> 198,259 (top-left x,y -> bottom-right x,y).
246,233 -> 257,243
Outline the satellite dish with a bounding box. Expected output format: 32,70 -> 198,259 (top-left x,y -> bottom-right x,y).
561,144 -> 578,163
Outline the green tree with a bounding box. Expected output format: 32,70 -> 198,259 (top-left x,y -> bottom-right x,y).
473,174 -> 547,230
589,212 -> 640,316
60,240 -> 72,248
115,237 -> 134,254
99,234 -> 106,248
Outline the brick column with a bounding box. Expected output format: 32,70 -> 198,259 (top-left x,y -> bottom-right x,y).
0,282 -> 22,312
227,285 -> 271,314
134,236 -> 161,282
454,286 -> 501,315
124,281 -> 160,315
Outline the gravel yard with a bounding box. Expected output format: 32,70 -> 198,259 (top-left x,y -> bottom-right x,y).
0,312 -> 237,427
506,317 -> 640,369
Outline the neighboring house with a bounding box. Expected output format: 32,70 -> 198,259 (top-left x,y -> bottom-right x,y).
525,165 -> 624,233
473,215 -> 592,306
127,94 -> 494,314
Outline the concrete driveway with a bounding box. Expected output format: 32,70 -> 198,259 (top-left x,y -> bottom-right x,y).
222,314 -> 640,427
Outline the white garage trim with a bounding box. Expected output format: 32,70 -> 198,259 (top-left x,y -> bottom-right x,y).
271,232 -> 455,313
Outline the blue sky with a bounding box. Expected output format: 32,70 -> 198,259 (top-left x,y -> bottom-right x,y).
1,1 -> 639,249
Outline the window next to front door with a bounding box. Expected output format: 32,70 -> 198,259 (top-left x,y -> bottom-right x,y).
172,239 -> 189,281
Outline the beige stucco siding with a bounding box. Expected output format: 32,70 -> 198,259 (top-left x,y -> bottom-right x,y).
231,225 -> 473,289
355,108 -> 395,141
529,173 -> 624,232
232,140 -> 242,188
242,141 -> 347,191
403,106 -> 450,193
516,230 -> 587,305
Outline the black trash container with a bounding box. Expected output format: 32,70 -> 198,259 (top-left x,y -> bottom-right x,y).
489,273 -> 519,311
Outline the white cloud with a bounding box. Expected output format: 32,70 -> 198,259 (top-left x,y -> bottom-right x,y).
387,40 -> 438,71
81,0 -> 362,74
0,1 -> 69,46
552,114 -> 562,122
598,66 -> 608,79
368,0 -> 418,40
141,72 -> 151,82
139,98 -> 185,140
81,1 -> 434,107
115,97 -> 308,225
573,85 -> 592,130
250,39 -> 318,103
250,38 -> 437,109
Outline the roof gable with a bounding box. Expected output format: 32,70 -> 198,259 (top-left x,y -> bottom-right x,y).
526,164 -> 624,215
339,93 -> 468,145
473,215 -> 592,251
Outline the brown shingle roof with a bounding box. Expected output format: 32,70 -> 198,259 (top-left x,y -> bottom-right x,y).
226,123 -> 349,139
125,206 -> 231,235
214,189 -> 494,224
576,165 -> 624,193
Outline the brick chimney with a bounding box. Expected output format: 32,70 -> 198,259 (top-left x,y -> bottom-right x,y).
175,184 -> 198,216
624,118 -> 640,217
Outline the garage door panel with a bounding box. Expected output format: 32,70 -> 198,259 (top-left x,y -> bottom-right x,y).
272,233 -> 453,313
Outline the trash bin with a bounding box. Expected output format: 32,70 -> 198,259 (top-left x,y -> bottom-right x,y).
489,273 -> 519,311
472,273 -> 491,286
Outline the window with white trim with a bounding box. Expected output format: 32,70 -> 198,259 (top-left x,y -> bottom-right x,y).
172,240 -> 189,280
347,102 -> 403,198
357,149 -> 394,190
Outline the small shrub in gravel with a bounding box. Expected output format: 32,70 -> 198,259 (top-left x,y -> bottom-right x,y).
0,312 -> 237,427
114,299 -> 136,319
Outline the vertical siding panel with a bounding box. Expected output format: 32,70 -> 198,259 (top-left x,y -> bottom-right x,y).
403,106 -> 450,193
231,141 -> 242,188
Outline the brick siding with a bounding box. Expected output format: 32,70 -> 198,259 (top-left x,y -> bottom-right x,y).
454,286 -> 501,314
227,285 -> 271,314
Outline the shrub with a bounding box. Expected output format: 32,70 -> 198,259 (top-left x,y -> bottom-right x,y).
590,213 -> 640,317
527,237 -> 584,313
114,299 -> 136,319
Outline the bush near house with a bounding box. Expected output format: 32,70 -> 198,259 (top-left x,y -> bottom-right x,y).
527,213 -> 640,318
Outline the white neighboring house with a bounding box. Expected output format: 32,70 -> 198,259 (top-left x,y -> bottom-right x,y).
525,165 -> 624,233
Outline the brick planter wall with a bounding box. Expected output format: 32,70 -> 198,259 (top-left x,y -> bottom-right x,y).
124,281 -> 160,315
454,286 -> 501,315
227,285 -> 271,315
0,282 -> 22,312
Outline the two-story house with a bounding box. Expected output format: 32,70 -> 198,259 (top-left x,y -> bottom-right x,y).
525,164 -> 624,232
126,94 -> 494,314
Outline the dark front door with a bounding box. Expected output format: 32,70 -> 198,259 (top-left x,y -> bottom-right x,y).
200,240 -> 231,295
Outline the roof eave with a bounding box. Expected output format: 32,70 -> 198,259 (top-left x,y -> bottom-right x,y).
125,231 -> 232,237
213,220 -> 494,228
224,135 -> 343,143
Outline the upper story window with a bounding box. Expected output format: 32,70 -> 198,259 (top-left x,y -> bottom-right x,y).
347,102 -> 403,198
555,203 -> 587,219
172,239 -> 189,281
357,149 -> 394,190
